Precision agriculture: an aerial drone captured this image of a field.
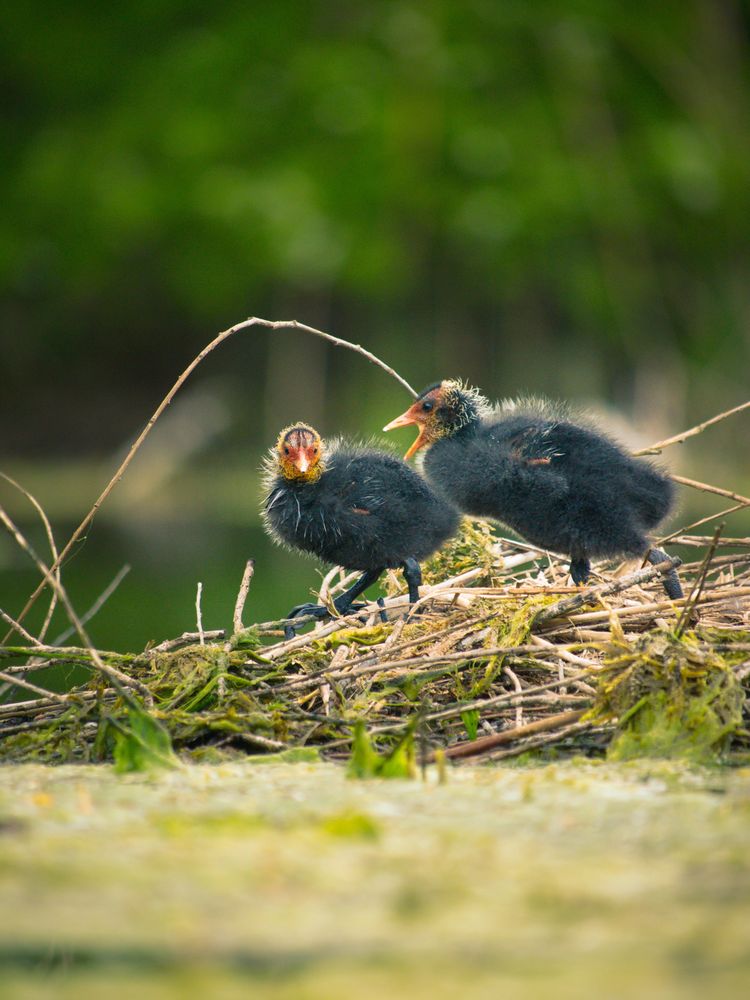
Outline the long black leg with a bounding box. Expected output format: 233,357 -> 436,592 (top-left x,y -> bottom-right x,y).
333,567 -> 383,615
646,547 -> 683,600
569,556 -> 591,586
402,557 -> 423,605
283,567 -> 384,639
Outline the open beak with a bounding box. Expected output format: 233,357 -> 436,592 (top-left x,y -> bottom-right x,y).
383,409 -> 428,460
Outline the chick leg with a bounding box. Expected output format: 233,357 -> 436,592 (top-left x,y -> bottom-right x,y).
333,567 -> 384,615
569,556 -> 591,586
646,547 -> 683,601
283,567 -> 383,639
402,557 -> 423,605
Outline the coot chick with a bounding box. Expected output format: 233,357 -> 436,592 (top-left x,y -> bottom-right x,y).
262,423 -> 460,636
384,381 -> 682,599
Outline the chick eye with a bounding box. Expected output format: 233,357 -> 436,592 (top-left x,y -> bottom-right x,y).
284,447 -> 290,455
422,401 -> 434,412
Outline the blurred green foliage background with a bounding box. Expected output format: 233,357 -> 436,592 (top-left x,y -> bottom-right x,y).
1,1 -> 749,652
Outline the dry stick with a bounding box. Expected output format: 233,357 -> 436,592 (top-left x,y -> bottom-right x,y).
196,582 -> 205,645
0,609 -> 43,647
7,317 -> 418,640
232,559 -> 255,635
0,504 -> 151,702
0,643 -> 130,662
0,472 -> 60,644
531,635 -> 599,694
481,721 -> 596,762
675,523 -> 724,637
562,584 -> 750,626
434,709 -> 587,762
0,669 -> 71,704
658,501 -> 750,546
0,658 -> 97,675
319,566 -> 359,605
676,536 -> 750,548
330,667 -> 598,747
0,689 -> 114,721
50,564 -> 131,646
669,474 -> 750,506
233,731 -> 290,753
633,399 -> 750,456
630,403 -> 750,538
532,556 -> 682,625
503,665 -> 524,727
268,641 -> 584,697
149,629 -> 225,653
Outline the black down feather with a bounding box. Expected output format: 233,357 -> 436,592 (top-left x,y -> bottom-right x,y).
424,411 -> 675,563
264,444 -> 459,571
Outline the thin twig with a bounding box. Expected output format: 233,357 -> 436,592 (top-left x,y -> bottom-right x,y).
0,608 -> 43,647
9,317 -> 416,636
675,523 -> 724,637
0,504 -> 151,702
658,501 -> 750,545
149,630 -> 225,653
503,666 -> 524,727
0,669 -> 72,704
232,560 -> 255,635
0,472 -> 60,644
51,564 -> 131,645
533,556 -> 682,624
196,582 -> 205,646
669,474 -> 750,506
434,709 -> 586,762
560,584 -> 750,626
634,399 -> 750,455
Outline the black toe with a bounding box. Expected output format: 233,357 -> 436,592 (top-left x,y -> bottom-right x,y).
283,603 -> 330,639
569,557 -> 591,586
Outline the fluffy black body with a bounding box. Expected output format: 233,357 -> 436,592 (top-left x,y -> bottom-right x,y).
265,445 -> 458,569
263,442 -> 459,633
425,412 -> 672,560
414,391 -> 680,595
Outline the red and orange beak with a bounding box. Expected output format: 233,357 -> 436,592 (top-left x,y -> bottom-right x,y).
383,404 -> 429,460
292,450 -> 310,474
290,445 -> 319,475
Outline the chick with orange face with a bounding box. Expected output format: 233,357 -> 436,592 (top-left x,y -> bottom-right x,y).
262,423 -> 459,636
385,380 -> 682,599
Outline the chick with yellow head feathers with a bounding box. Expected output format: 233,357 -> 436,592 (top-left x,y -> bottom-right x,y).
262,423 -> 459,636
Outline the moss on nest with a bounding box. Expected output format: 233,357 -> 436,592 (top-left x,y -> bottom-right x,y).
593,629 -> 745,763
1,532 -> 749,769
422,517 -> 499,584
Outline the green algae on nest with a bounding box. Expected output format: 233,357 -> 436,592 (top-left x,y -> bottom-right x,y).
593,629 -> 745,763
3,523 -> 750,769
421,517 -> 499,584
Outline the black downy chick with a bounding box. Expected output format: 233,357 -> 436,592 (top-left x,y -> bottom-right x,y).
384,381 -> 683,600
262,424 -> 460,636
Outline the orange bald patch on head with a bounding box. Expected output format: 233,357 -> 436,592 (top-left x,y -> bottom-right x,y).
276,423 -> 324,481
383,383 -> 448,459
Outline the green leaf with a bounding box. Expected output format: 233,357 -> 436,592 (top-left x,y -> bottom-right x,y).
113,705 -> 178,773
347,721 -> 415,780
461,709 -> 480,741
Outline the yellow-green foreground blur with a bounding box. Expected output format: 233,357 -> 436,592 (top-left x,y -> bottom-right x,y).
1,760 -> 749,999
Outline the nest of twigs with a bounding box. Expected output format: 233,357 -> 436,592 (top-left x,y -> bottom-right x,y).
1,520 -> 749,771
